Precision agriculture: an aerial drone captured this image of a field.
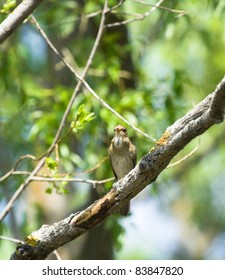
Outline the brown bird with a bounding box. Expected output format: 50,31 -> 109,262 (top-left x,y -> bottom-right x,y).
108,124 -> 137,216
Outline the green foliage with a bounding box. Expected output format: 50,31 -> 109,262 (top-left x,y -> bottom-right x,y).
71,104 -> 95,132
45,180 -> 69,195
1,0 -> 225,260
45,157 -> 58,174
0,0 -> 17,14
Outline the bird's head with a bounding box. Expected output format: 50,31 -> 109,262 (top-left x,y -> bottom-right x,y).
113,125 -> 128,147
114,124 -> 128,136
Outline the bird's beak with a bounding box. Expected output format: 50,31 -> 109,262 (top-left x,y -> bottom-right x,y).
114,134 -> 123,146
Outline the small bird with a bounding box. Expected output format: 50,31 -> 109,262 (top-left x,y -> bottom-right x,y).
108,124 -> 137,216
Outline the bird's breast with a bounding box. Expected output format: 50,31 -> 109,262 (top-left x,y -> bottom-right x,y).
110,151 -> 134,180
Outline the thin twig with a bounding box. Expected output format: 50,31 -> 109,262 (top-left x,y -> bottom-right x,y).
75,156 -> 109,175
30,176 -> 114,185
42,0 -> 125,30
0,235 -> 24,244
0,154 -> 37,183
133,0 -> 188,16
53,250 -> 62,260
167,140 -> 200,168
107,0 -> 126,12
105,0 -> 165,28
85,82 -> 156,141
7,156 -> 109,180
0,125 -> 74,183
9,172 -> 114,184
10,171 -> 32,176
0,157 -> 47,222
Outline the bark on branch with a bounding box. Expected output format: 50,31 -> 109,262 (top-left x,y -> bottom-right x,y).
10,76 -> 225,259
0,0 -> 44,44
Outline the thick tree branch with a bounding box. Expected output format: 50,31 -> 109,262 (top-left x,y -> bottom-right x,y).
0,0 -> 44,44
10,76 -> 225,260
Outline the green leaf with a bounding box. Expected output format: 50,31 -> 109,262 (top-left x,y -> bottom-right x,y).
72,104 -> 95,132
2,0 -> 17,13
45,186 -> 53,194
57,181 -> 69,195
45,157 -> 58,174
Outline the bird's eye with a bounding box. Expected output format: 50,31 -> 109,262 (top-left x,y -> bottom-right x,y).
123,128 -> 127,133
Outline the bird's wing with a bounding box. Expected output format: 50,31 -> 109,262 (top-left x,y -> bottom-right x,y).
133,152 -> 137,167
109,153 -> 118,181
131,144 -> 137,167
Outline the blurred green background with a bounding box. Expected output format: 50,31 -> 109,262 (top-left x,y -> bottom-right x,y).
0,0 -> 225,259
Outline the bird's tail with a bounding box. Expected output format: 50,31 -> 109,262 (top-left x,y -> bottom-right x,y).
120,202 -> 130,216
